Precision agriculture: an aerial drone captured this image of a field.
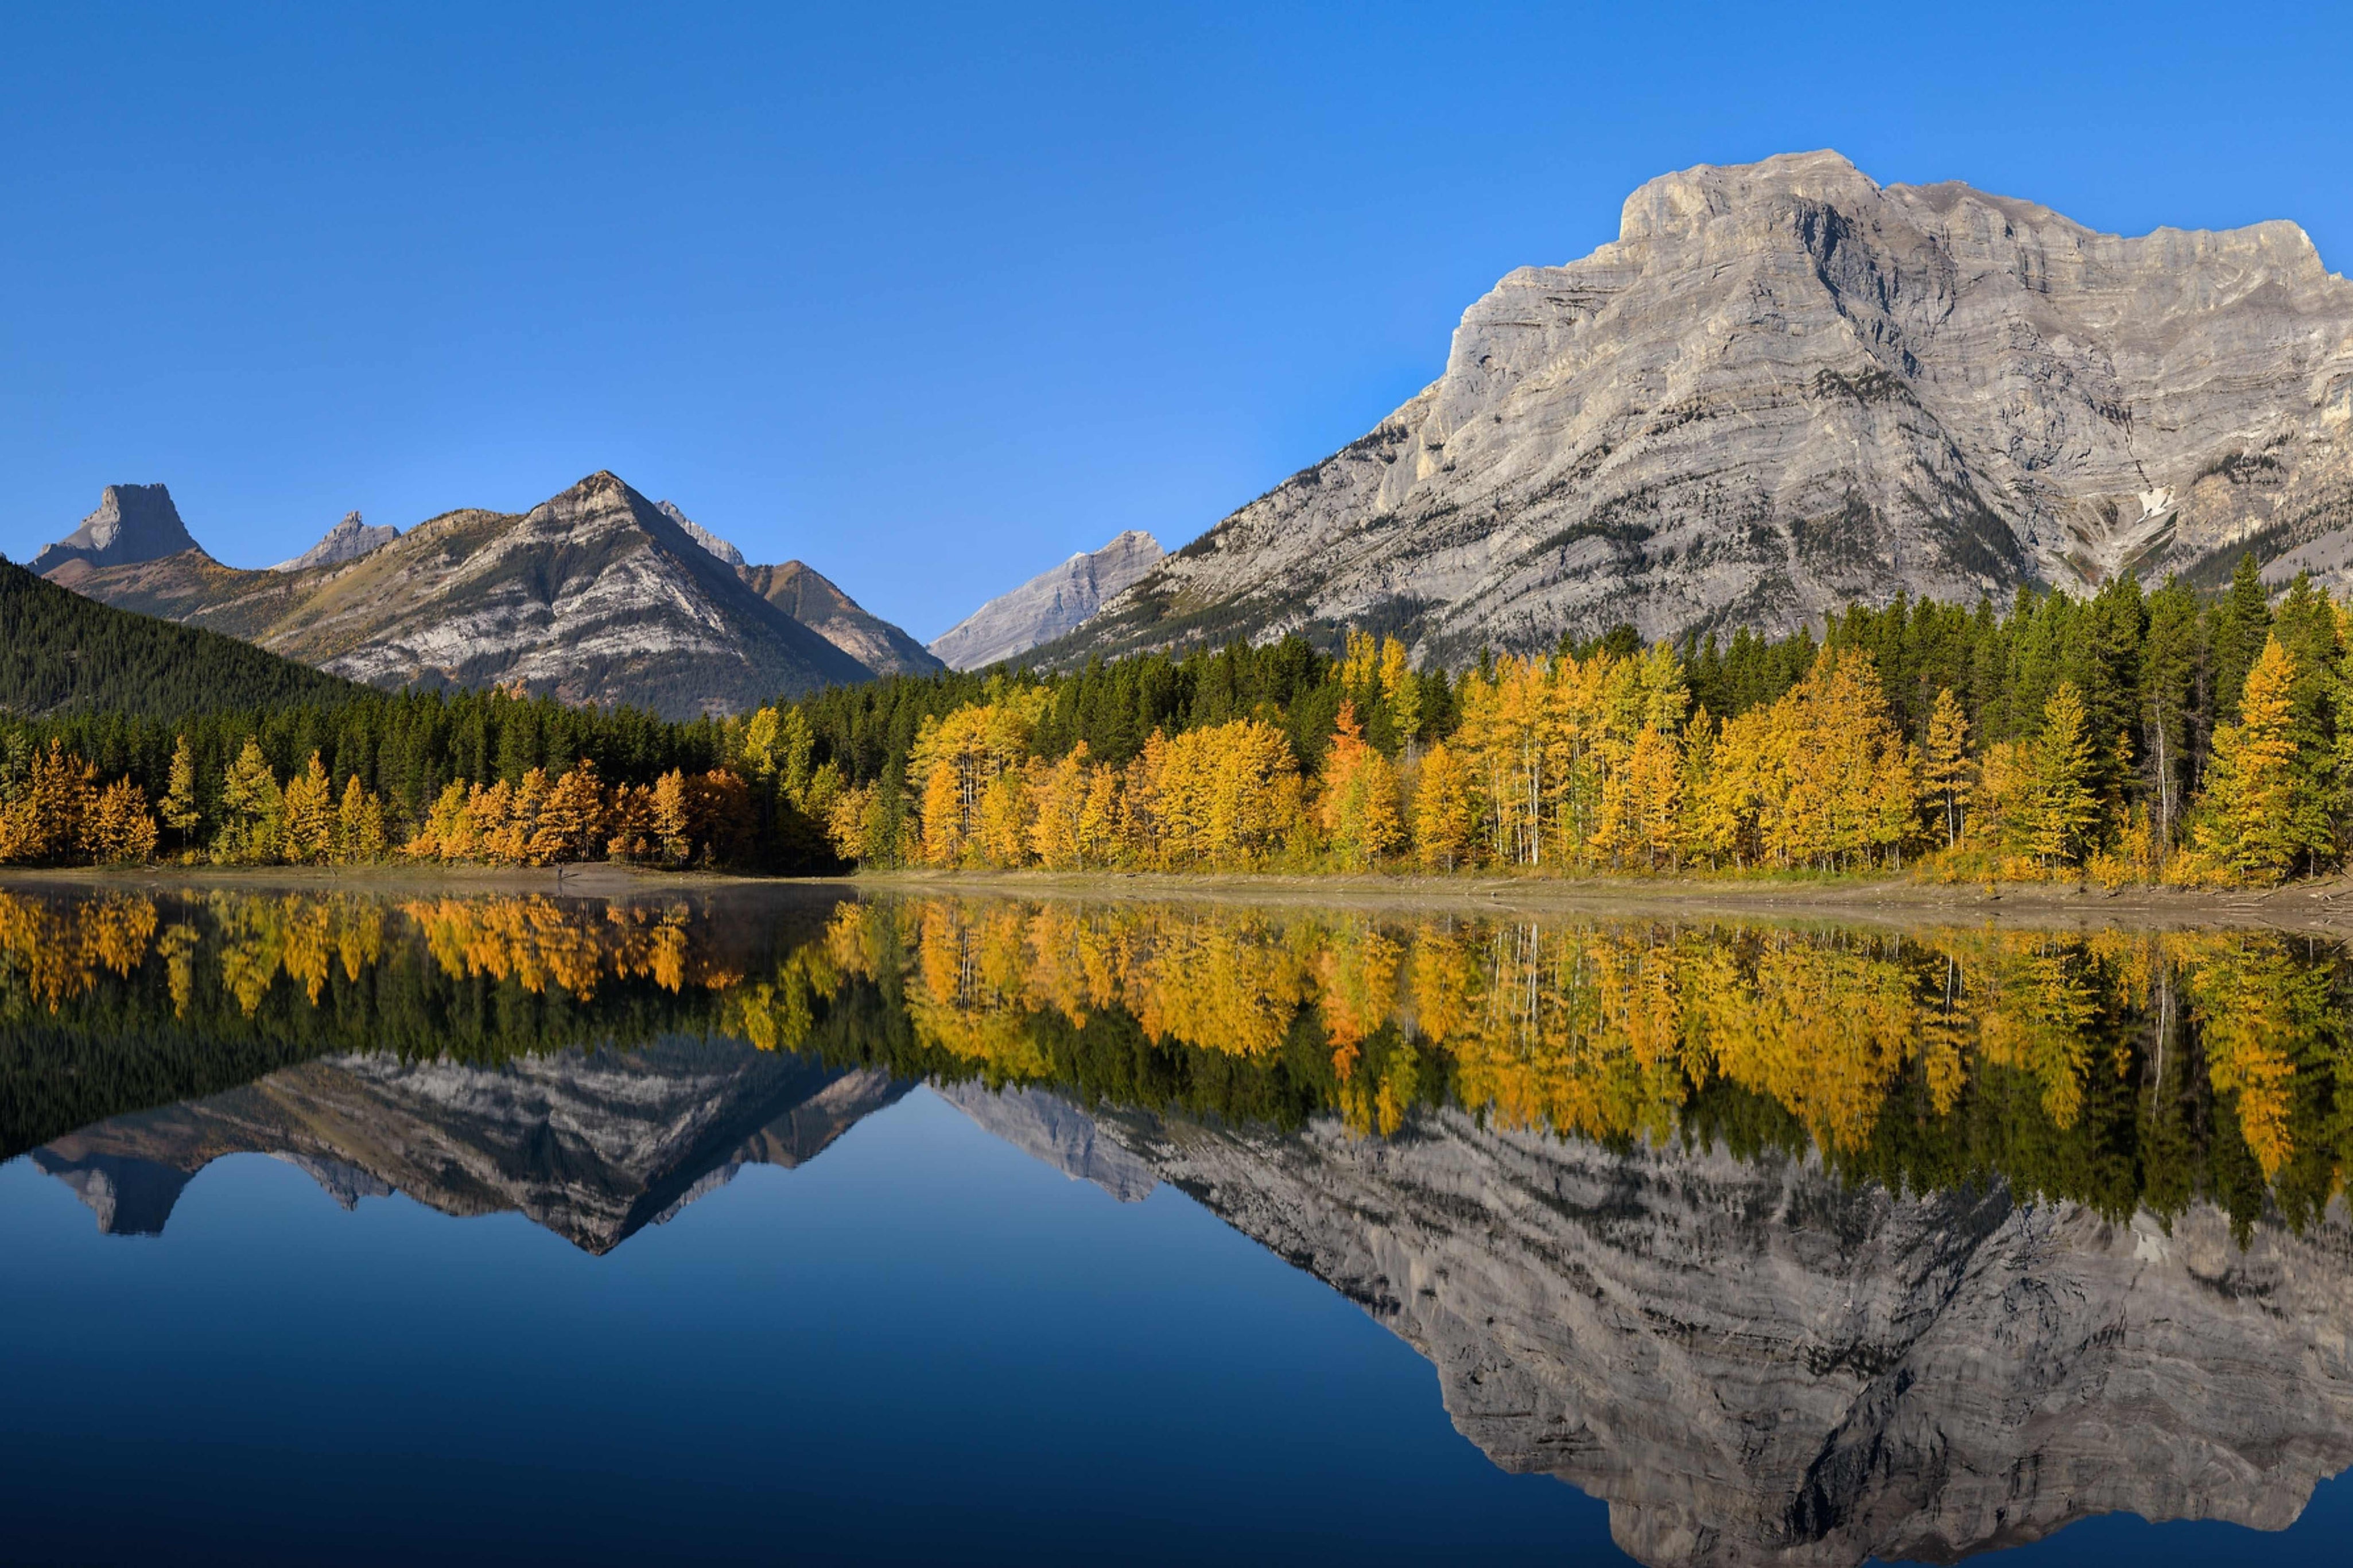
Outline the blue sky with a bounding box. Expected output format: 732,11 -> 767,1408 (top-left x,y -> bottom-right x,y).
4,2 -> 2348,640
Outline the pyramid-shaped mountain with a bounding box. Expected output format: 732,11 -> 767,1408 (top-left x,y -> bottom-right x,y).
41,472 -> 893,718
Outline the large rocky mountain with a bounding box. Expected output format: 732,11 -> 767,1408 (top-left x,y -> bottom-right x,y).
1095,1101 -> 2353,1568
929,528 -> 1163,669
32,1040 -> 908,1252
26,483 -> 199,575
36,472 -> 907,717
1053,151 -> 2353,665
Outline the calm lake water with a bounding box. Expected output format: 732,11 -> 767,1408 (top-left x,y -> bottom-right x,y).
1,881 -> 2348,1567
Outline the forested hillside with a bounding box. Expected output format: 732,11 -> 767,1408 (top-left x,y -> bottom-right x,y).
1,559 -> 364,718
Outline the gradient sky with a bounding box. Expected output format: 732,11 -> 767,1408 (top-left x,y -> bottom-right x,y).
5,2 -> 2349,640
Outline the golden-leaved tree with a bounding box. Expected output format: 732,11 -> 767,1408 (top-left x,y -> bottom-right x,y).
2193,636 -> 2329,882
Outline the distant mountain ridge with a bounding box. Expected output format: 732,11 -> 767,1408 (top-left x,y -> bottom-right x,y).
34,473 -> 933,717
1051,150 -> 2353,666
272,510 -> 398,572
929,530 -> 1163,670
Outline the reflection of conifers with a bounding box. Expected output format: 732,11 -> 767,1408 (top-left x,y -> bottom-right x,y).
814,897 -> 2353,1231
6,886 -> 2350,1228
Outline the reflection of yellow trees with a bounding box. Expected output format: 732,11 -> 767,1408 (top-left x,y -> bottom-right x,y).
2178,933 -> 2319,1180
0,892 -> 160,1009
399,898 -> 741,998
821,897 -> 2350,1205
209,894 -> 388,1013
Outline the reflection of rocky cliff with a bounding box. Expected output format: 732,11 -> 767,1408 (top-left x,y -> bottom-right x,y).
931,1080 -> 1158,1202
1096,1103 -> 2353,1568
33,1038 -> 907,1252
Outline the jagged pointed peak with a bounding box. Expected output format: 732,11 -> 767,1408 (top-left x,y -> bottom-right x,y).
272,510 -> 399,573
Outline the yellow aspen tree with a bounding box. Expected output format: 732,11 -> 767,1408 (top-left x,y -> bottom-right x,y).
161,734 -> 201,845
822,781 -> 875,863
337,776 -> 388,863
84,778 -> 159,863
280,752 -> 335,863
216,738 -> 282,863
1626,725 -> 1683,871
1077,760 -> 1124,867
1318,703 -> 1404,868
533,761 -> 608,863
976,768 -> 1032,867
652,769 -> 693,866
2193,636 -> 2317,882
1922,687 -> 1972,849
2028,682 -> 2100,870
1412,741 -> 1477,871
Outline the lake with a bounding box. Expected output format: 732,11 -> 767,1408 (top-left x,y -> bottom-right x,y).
1,880 -> 2347,1566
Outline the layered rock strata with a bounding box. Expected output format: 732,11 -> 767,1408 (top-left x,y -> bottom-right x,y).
1059,151 -> 2353,663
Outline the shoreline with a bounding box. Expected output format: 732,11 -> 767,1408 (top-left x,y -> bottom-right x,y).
2,862 -> 2349,933
847,866 -> 2353,933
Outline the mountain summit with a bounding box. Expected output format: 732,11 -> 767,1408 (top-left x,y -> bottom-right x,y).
272,511 -> 399,572
1054,151 -> 2353,664
930,530 -> 1163,670
28,484 -> 199,575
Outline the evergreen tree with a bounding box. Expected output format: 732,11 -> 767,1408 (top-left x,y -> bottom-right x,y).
2209,554 -> 2273,727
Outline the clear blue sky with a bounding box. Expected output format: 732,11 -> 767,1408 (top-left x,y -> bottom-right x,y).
4,2 -> 2348,640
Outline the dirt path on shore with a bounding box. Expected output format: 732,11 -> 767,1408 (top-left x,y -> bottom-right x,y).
7,862 -> 2350,935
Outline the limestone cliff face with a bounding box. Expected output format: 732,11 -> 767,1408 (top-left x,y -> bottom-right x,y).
1104,1103 -> 2353,1567
655,499 -> 748,567
1060,151 -> 2353,663
45,472 -> 877,718
27,484 -> 199,575
930,530 -> 1163,670
33,1040 -> 908,1253
271,510 -> 399,572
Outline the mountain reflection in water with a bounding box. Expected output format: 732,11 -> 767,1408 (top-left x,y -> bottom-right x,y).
2,882 -> 2350,1567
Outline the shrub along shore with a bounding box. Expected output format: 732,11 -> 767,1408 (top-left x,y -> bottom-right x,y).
2,559 -> 2347,889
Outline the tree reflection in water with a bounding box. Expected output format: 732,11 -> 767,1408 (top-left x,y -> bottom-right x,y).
3,886 -> 2349,1236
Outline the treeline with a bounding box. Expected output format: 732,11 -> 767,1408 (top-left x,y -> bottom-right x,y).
803,557 -> 2350,885
2,556 -> 2344,884
0,688 -> 845,871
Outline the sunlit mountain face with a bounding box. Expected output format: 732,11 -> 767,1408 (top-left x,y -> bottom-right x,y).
2,882 -> 2350,1566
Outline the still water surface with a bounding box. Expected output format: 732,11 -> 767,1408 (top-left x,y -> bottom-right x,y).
1,882 -> 2347,1566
